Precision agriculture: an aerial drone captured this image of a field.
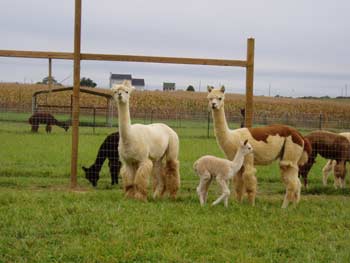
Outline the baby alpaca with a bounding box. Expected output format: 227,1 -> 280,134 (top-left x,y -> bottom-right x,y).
194,140 -> 253,207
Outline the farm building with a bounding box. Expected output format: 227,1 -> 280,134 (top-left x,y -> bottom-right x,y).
163,82 -> 176,91
109,73 -> 145,91
131,78 -> 146,91
109,73 -> 132,88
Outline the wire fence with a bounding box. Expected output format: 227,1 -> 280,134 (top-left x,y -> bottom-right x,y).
1,105 -> 350,136
1,90 -> 350,191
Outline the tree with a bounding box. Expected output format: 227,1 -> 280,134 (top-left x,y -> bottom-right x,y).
80,77 -> 97,88
37,76 -> 58,85
186,85 -> 195,92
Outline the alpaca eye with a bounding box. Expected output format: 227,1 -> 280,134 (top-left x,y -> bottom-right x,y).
219,98 -> 222,100
126,91 -> 128,94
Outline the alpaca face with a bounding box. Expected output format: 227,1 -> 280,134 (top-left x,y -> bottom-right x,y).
82,166 -> 100,187
207,85 -> 225,110
240,140 -> 254,155
111,80 -> 135,104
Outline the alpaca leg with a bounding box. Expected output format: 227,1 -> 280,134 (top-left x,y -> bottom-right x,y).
334,161 -> 346,189
46,124 -> 52,133
164,160 -> 180,199
196,171 -> 211,206
120,164 -> 136,198
134,159 -> 153,201
280,164 -> 301,208
164,132 -> 181,199
224,180 -> 230,207
31,124 -> 39,132
152,160 -> 166,199
109,160 -> 119,185
233,168 -> 245,203
212,177 -> 230,207
242,167 -> 257,206
322,160 -> 334,186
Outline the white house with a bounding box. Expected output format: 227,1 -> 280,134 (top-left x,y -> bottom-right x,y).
109,73 -> 145,91
109,73 -> 132,88
132,78 -> 146,91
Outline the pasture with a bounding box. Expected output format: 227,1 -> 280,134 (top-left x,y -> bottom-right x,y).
1,118 -> 350,262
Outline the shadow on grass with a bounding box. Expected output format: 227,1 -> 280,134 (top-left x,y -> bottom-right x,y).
302,185 -> 350,196
275,185 -> 350,196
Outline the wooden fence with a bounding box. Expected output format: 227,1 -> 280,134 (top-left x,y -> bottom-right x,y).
0,0 -> 255,188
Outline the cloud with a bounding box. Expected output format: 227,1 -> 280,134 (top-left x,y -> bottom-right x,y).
0,0 -> 349,97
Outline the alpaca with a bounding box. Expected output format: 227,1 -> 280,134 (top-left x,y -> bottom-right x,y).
240,108 -> 245,128
82,132 -> 121,187
207,85 -> 311,208
111,80 -> 180,201
194,140 -> 253,207
28,112 -> 69,133
299,131 -> 350,188
322,132 -> 350,188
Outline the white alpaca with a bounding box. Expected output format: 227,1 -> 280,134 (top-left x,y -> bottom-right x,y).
322,132 -> 350,188
194,140 -> 253,207
111,80 -> 180,201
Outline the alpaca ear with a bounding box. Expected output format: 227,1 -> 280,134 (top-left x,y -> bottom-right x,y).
220,85 -> 225,93
207,86 -> 213,93
244,139 -> 248,145
122,80 -> 132,87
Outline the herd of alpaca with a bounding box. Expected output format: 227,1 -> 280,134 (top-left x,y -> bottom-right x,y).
75,80 -> 350,209
206,86 -> 311,208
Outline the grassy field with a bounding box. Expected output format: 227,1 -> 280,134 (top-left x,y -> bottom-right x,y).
1,120 -> 350,262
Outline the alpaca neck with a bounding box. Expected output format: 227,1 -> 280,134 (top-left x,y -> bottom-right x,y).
117,102 -> 132,140
55,120 -> 65,128
212,105 -> 231,152
230,150 -> 245,175
92,150 -> 108,171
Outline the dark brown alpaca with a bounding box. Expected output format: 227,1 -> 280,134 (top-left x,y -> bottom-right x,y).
82,132 -> 121,187
28,112 -> 70,133
299,131 -> 350,187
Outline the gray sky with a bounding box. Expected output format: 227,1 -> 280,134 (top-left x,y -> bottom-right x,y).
0,0 -> 349,97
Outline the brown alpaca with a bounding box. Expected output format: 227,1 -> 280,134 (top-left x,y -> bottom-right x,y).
299,131 -> 350,187
323,132 -> 350,188
28,112 -> 70,133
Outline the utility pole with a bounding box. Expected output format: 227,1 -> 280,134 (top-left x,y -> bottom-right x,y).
268,83 -> 271,97
346,84 -> 348,98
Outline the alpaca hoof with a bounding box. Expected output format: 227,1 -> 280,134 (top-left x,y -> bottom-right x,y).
134,191 -> 147,201
125,185 -> 136,198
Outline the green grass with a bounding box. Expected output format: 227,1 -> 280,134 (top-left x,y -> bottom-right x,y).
1,120 -> 350,262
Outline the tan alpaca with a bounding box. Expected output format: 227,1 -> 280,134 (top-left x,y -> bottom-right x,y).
322,132 -> 350,188
194,140 -> 253,207
111,80 -> 180,201
207,85 -> 310,208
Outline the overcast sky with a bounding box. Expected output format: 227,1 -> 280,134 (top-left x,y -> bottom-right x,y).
0,0 -> 349,97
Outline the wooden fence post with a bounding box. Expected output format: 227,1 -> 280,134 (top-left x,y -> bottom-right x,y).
245,38 -> 255,128
70,0 -> 82,189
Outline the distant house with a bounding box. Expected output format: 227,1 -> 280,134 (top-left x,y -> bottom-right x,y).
132,78 -> 145,91
163,82 -> 176,91
109,73 -> 132,88
109,73 -> 145,91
